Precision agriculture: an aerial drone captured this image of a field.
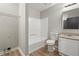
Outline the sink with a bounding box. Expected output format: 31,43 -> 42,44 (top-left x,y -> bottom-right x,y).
60,34 -> 79,40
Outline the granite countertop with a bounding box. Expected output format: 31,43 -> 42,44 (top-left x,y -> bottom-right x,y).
59,33 -> 79,41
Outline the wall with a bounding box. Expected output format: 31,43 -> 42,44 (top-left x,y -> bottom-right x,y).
40,4 -> 64,35
28,7 -> 40,18
0,3 -> 19,16
40,4 -> 79,35
41,17 -> 48,40
64,8 -> 79,18
19,3 -> 28,54
0,3 -> 19,50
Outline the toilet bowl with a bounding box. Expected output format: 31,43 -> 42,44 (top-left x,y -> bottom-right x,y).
46,40 -> 55,45
46,40 -> 55,52
46,32 -> 58,52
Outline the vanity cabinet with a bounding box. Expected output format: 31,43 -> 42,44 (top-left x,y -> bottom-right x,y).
59,37 -> 79,56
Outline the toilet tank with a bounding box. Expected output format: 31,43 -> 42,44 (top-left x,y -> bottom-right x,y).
50,32 -> 59,40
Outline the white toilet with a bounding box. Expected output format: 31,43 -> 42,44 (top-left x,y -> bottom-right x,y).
46,33 -> 58,52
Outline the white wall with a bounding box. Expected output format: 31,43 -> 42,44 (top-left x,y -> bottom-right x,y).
28,7 -> 40,18
40,4 -> 79,35
40,4 -> 64,35
19,3 -> 28,54
0,3 -> 19,16
0,15 -> 18,49
0,3 -> 19,50
41,17 -> 48,40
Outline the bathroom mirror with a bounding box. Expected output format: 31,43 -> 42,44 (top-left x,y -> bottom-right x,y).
62,7 -> 79,34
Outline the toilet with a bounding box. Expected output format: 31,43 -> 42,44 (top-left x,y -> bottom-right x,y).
46,33 -> 58,52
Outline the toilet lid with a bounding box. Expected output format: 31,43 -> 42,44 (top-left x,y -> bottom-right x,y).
46,40 -> 55,45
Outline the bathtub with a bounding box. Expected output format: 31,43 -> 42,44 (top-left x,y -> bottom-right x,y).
29,35 -> 42,45
29,35 -> 47,53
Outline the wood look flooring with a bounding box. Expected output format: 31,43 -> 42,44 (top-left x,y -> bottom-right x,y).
29,47 -> 60,56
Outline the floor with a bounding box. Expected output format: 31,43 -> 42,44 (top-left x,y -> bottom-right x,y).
29,47 -> 60,56
1,49 -> 22,56
9,49 -> 22,56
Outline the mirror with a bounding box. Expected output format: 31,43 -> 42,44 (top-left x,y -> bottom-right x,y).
62,7 -> 79,34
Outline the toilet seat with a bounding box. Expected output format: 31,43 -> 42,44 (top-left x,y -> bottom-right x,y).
46,40 -> 55,45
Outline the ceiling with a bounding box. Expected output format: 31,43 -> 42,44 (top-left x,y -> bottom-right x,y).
28,3 -> 56,12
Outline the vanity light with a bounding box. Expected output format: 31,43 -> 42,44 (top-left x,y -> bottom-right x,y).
65,3 -> 77,7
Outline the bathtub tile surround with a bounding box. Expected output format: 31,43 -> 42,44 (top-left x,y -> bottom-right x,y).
28,4 -> 48,54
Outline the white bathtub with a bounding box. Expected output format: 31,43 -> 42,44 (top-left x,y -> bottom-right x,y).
29,35 -> 42,45
29,35 -> 47,53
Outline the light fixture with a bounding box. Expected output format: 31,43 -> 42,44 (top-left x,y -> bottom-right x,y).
43,3 -> 52,6
65,3 -> 77,7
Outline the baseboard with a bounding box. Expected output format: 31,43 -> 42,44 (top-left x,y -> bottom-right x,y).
59,51 -> 69,56
29,41 -> 45,54
18,47 -> 25,56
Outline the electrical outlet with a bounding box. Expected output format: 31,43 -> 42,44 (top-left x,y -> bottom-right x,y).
7,47 -> 11,51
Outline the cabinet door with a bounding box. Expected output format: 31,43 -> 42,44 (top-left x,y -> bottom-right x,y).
59,38 -> 79,56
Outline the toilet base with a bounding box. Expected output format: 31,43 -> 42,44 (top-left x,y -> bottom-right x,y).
48,45 -> 55,52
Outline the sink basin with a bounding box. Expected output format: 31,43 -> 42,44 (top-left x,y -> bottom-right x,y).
60,34 -> 79,40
